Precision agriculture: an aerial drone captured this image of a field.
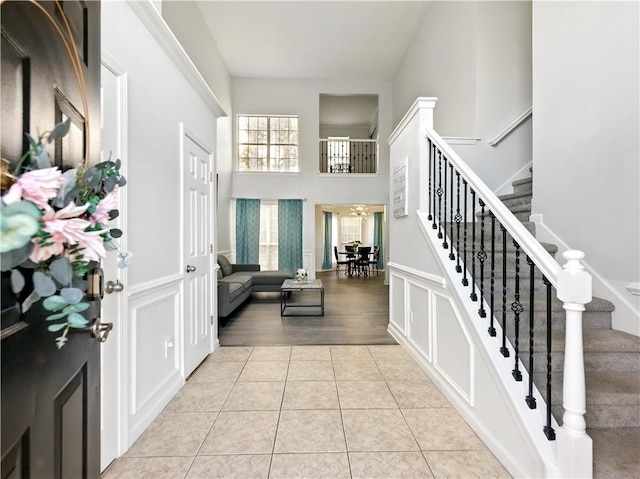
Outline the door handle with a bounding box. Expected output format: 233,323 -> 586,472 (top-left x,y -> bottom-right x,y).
105,280 -> 124,294
186,265 -> 197,273
77,317 -> 113,343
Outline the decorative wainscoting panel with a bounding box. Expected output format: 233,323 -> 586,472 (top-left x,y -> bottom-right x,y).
389,272 -> 406,335
432,293 -> 474,406
407,281 -> 431,362
388,263 -> 473,406
127,276 -> 184,444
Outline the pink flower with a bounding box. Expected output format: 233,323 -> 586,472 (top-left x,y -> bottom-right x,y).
30,202 -> 107,263
3,167 -> 64,208
90,188 -> 118,226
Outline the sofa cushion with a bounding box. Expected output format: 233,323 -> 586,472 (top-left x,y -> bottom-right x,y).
220,274 -> 254,291
225,281 -> 246,302
249,270 -> 293,285
217,254 -> 234,277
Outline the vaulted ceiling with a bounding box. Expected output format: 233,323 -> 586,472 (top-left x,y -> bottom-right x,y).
192,1 -> 429,80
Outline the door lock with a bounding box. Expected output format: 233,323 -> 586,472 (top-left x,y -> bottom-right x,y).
105,280 -> 124,294
186,265 -> 197,273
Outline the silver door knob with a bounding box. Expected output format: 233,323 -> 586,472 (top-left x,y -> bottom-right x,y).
105,280 -> 124,294
186,265 -> 197,273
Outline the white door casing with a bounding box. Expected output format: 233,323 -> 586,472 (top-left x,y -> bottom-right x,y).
182,126 -> 214,376
99,59 -> 128,470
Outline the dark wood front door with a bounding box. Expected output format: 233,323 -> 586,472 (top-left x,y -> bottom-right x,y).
1,1 -> 102,477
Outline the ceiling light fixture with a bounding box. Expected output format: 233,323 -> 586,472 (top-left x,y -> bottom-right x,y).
350,204 -> 369,219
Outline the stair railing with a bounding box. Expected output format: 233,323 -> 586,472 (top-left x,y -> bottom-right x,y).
420,114 -> 592,476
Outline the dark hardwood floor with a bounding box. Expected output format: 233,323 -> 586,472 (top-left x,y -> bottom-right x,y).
218,270 -> 396,346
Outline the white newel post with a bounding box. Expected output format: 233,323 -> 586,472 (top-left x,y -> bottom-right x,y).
556,250 -> 593,478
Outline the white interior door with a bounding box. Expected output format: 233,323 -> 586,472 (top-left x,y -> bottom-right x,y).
100,62 -> 127,471
183,127 -> 214,376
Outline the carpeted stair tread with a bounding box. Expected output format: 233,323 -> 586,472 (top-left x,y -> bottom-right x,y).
519,329 -> 640,354
539,371 -> 640,407
589,427 -> 640,478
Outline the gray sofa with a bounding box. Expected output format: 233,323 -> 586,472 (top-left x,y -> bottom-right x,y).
217,254 -> 293,318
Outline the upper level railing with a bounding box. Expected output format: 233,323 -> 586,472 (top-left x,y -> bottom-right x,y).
318,139 -> 378,174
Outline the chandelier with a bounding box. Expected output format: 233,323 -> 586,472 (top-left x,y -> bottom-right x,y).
350,204 -> 369,219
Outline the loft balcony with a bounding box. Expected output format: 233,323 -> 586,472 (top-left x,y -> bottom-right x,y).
319,138 -> 378,174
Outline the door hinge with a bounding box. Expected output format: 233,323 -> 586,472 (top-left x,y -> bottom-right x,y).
210,315 -> 214,325
210,172 -> 213,182
210,244 -> 214,254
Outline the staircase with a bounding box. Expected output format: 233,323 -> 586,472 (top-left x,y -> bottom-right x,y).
493,174 -> 640,478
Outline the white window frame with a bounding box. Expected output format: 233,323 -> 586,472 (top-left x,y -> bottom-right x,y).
340,216 -> 362,244
259,202 -> 279,270
238,115 -> 299,172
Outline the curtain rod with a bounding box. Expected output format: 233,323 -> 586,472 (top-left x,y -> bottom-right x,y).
231,197 -> 308,201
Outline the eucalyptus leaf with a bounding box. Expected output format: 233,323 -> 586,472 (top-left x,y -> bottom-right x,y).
110,228 -> 122,239
0,243 -> 34,271
33,145 -> 51,169
46,312 -> 68,321
108,209 -> 119,220
70,302 -> 90,313
67,312 -> 88,328
33,271 -> 56,297
52,168 -> 78,208
43,295 -> 68,311
60,287 -> 83,304
10,268 -> 25,293
104,176 -> 117,192
115,158 -> 121,169
21,290 -> 40,313
47,323 -> 67,332
50,257 -> 73,285
48,118 -> 71,142
71,278 -> 87,291
117,177 -> 127,187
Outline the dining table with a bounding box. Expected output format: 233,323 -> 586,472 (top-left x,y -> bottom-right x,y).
338,248 -> 374,276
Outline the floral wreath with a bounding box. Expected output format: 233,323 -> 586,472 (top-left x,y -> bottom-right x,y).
1,119 -> 131,348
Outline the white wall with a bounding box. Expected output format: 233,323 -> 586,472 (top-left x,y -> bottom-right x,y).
162,0 -> 234,255
392,1 -> 533,192
531,1 -> 640,335
102,0 -> 219,446
231,78 -> 392,273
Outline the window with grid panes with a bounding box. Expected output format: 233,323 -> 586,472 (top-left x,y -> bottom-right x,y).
238,115 -> 299,172
340,216 -> 362,244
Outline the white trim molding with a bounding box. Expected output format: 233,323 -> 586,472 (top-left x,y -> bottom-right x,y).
441,137 -> 482,145
125,0 -> 226,118
488,106 -> 533,147
626,282 -> 640,296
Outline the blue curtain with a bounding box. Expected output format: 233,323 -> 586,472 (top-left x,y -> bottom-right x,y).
235,198 -> 260,264
322,211 -> 333,269
278,199 -> 303,272
374,211 -> 383,269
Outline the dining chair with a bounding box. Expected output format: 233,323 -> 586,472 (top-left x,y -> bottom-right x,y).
356,246 -> 371,276
333,246 -> 351,276
369,245 -> 380,276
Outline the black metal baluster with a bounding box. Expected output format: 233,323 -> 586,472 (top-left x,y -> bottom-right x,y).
455,172 -> 462,273
526,256 -> 537,409
511,240 -> 523,381
449,163 -> 455,259
470,189 -> 477,301
477,200 -> 487,317
428,139 -> 433,221
543,276 -> 556,440
432,145 -> 438,230
437,151 -> 443,238
462,181 -> 469,286
488,212 -> 496,336
442,157 -> 449,249
500,224 -> 510,357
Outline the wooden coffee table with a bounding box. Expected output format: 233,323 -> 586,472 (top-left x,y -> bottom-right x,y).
280,279 -> 324,316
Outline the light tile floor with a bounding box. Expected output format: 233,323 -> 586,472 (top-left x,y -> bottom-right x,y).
102,345 -> 511,479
